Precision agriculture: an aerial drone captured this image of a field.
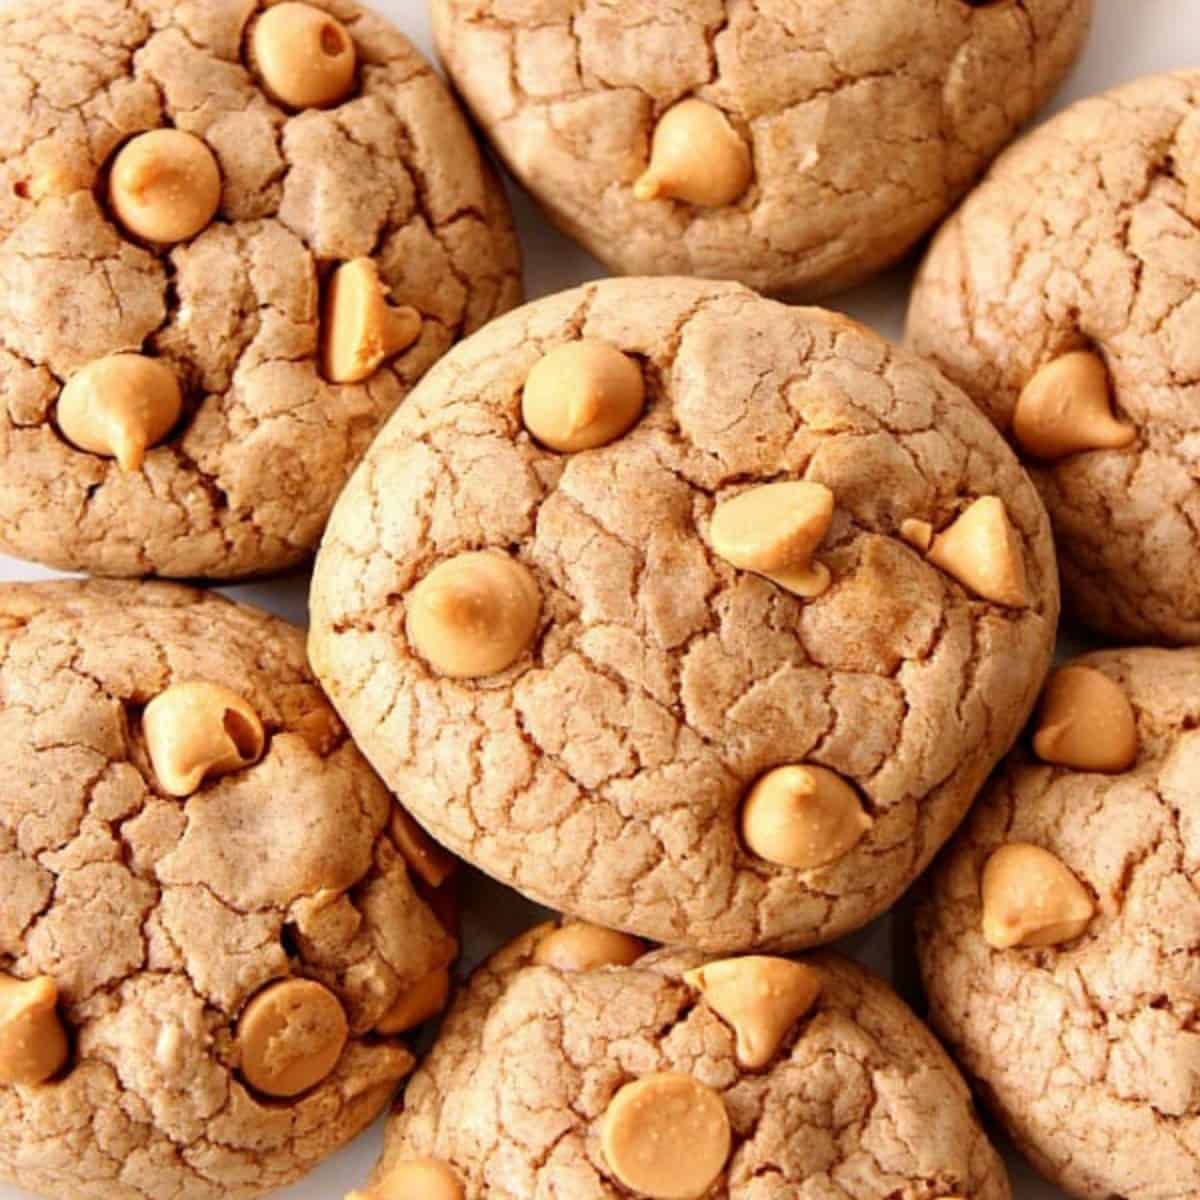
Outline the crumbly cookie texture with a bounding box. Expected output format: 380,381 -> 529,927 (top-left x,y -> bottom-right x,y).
908,71 -> 1200,643
430,0 -> 1092,299
917,647 -> 1200,1200
373,927 -> 1011,1199
0,0 -> 521,580
309,277 -> 1059,952
0,580 -> 457,1200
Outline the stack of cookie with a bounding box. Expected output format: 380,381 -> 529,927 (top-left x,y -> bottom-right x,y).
0,2 -> 1197,1200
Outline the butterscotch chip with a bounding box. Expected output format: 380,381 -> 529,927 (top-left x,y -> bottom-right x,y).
927,496 -> 1028,608
602,1072 -> 731,1199
1033,665 -> 1138,773
237,978 -> 349,1097
108,129 -> 221,244
323,258 -> 423,384
532,923 -> 645,972
981,843 -> 1095,950
406,550 -> 541,679
522,340 -> 645,453
710,481 -> 834,598
0,580 -> 454,1199
375,968 -> 451,1036
1012,352 -> 1136,460
684,956 -> 821,1069
348,1159 -> 465,1200
634,99 -> 753,209
253,2 -> 357,110
143,681 -> 265,798
0,974 -> 68,1086
741,765 -> 872,871
57,354 -> 182,473
0,0 -> 521,583
390,807 -> 457,889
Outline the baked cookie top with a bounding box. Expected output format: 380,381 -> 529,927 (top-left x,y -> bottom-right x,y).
0,580 -> 457,1200
908,70 -> 1200,643
430,0 -> 1092,299
309,277 -> 1059,953
362,923 -> 1011,1200
0,0 -> 521,580
917,647 -> 1200,1200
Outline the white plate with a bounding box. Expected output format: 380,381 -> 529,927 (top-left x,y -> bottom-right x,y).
1,2 -> 1198,1196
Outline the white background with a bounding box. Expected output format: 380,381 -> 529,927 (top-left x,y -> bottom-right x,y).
2,2 -> 1199,1197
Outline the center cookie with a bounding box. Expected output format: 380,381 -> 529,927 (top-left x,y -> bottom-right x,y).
430,0 -> 1093,298
355,923 -> 1011,1200
0,0 -> 521,580
309,277 -> 1059,952
0,581 -> 457,1200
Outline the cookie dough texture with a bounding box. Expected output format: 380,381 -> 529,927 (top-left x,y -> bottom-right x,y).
908,71 -> 1200,643
375,929 -> 1011,1199
309,277 -> 1060,952
0,0 -> 521,580
0,580 -> 457,1200
430,0 -> 1092,299
917,647 -> 1200,1200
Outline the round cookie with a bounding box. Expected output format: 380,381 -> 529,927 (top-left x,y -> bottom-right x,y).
309,276 -> 1060,952
0,580 -> 458,1200
0,0 -> 521,580
908,70 -> 1200,643
917,647 -> 1200,1200
356,922 -> 1011,1200
429,0 -> 1093,299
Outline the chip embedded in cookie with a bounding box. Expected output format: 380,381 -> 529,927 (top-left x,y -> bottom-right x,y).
430,0 -> 1092,298
915,647 -> 1200,1200
908,71 -> 1200,643
351,924 -> 1011,1200
309,277 -> 1060,952
0,0 -> 521,580
0,581 -> 458,1200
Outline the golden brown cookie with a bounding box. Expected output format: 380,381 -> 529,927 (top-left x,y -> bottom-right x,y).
356,923 -> 1010,1200
908,71 -> 1200,643
0,580 -> 457,1200
430,0 -> 1092,298
309,277 -> 1060,952
0,0 -> 521,580
917,647 -> 1200,1200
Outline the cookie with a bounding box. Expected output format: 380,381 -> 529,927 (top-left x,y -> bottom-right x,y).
0,580 -> 458,1200
309,276 -> 1060,952
429,0 -> 1092,299
916,647 -> 1200,1200
354,921 -> 1011,1200
0,0 -> 521,580
908,71 -> 1200,643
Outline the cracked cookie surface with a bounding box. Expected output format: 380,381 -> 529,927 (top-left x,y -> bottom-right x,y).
0,579 -> 457,1200
373,925 -> 1011,1199
0,0 -> 522,580
429,0 -> 1091,299
308,276 -> 1060,953
908,70 -> 1200,643
917,646 -> 1200,1200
